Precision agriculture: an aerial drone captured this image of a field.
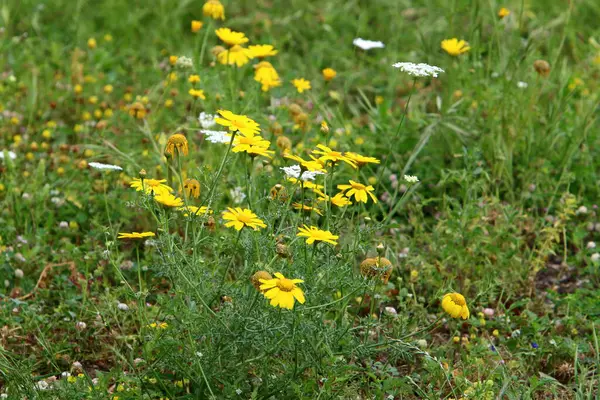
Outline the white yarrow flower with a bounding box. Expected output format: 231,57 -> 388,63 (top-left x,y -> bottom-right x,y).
230,187 -> 246,204
404,175 -> 419,183
353,38 -> 385,50
202,130 -> 231,144
0,150 -> 17,160
88,162 -> 123,171
198,112 -> 216,128
392,62 -> 445,78
175,56 -> 193,69
281,165 -> 324,181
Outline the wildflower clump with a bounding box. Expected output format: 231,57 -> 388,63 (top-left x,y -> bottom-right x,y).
441,293 -> 470,319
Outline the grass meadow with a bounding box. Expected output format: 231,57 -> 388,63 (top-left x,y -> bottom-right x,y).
1,0 -> 600,398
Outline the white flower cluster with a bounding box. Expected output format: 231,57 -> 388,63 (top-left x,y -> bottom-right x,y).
392,62 -> 445,78
202,130 -> 231,144
281,165 -> 324,181
353,38 -> 385,50
88,162 -> 123,171
175,56 -> 193,69
404,174 -> 419,183
198,112 -> 216,128
0,150 -> 17,160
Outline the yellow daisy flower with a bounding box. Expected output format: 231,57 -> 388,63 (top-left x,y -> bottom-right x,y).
191,20 -> 203,33
248,44 -> 278,58
498,7 -> 510,18
259,272 -> 305,310
322,68 -> 337,81
215,28 -> 249,46
284,154 -> 326,172
441,292 -> 470,319
203,0 -> 225,20
292,203 -> 323,216
296,225 -> 339,246
222,207 -> 266,231
215,110 -> 261,137
232,135 -> 271,153
291,78 -> 311,93
117,232 -> 156,239
246,145 -> 274,159
217,45 -> 253,67
188,89 -> 206,99
154,192 -> 184,207
312,144 -> 357,168
254,61 -> 281,92
337,180 -> 377,203
344,152 -> 380,167
441,38 -> 470,56
130,178 -> 173,196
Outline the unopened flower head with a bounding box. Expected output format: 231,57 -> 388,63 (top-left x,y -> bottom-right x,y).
392,62 -> 445,78
353,38 -> 385,50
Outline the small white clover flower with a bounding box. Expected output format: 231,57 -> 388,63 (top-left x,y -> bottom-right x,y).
517,81 -> 528,89
88,162 -> 123,171
392,62 -> 445,78
175,56 -> 194,69
235,389 -> 242,395
117,303 -> 129,311
353,38 -> 385,50
404,175 -> 419,183
198,112 -> 216,128
202,130 -> 231,144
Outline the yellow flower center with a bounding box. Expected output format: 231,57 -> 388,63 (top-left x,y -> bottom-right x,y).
276,278 -> 295,292
450,293 -> 466,306
236,212 -> 253,223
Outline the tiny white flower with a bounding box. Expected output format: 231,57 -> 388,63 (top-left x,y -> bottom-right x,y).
230,187 -> 246,204
591,253 -> 600,262
61,372 -> 71,378
59,221 -> 69,229
404,175 -> 419,183
88,162 -> 123,171
117,303 -> 129,311
202,130 -> 231,144
0,150 -> 17,160
235,388 -> 242,395
587,241 -> 596,249
14,253 -> 26,263
392,62 -> 445,78
35,380 -> 50,390
576,206 -> 588,215
75,321 -> 87,330
195,351 -> 203,357
353,38 -> 385,50
384,306 -> 397,316
198,112 -> 216,128
517,81 -> 528,89
14,269 -> 24,279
